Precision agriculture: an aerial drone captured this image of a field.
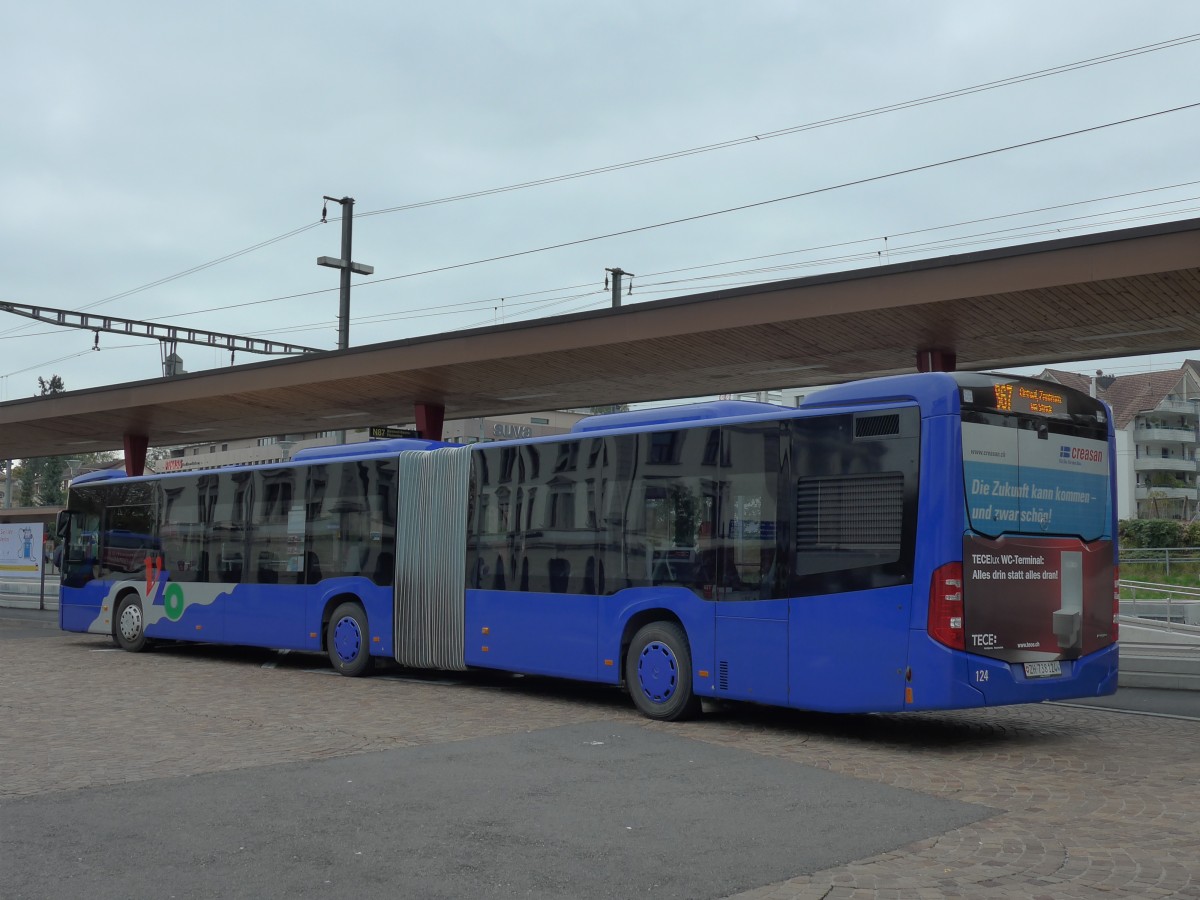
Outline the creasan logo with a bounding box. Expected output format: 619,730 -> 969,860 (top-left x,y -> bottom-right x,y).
1060,445 -> 1103,463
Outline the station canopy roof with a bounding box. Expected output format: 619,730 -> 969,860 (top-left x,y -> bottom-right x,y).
2,216 -> 1199,460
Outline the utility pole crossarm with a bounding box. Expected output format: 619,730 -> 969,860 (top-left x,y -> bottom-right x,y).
0,302 -> 322,355
318,195 -> 373,352
317,256 -> 374,276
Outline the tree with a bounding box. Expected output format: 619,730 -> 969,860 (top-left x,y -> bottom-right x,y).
37,374 -> 64,396
14,374 -> 85,506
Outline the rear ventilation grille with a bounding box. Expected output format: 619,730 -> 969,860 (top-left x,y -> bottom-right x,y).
718,661 -> 729,691
797,473 -> 904,547
855,413 -> 900,438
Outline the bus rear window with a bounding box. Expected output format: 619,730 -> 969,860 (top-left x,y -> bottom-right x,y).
958,376 -> 1111,542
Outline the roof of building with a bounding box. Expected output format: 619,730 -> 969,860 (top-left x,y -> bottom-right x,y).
4,217 -> 1200,462
1039,365 -> 1196,430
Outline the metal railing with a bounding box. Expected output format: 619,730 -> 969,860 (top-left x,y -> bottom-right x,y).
1119,547 -> 1200,575
1120,579 -> 1200,631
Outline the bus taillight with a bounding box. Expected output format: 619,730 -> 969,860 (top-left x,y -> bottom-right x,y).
1113,565 -> 1120,642
928,561 -> 964,650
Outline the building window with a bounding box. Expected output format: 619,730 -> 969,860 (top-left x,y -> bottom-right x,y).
531,417 -> 549,425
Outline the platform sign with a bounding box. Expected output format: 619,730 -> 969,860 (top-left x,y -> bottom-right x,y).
0,522 -> 45,579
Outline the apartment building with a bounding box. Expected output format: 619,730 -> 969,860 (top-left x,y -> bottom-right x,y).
1041,363 -> 1200,521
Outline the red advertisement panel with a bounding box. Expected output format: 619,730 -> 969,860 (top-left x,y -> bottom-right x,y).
963,535 -> 1114,663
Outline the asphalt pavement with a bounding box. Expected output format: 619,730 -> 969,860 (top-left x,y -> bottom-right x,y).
4,611 -> 1200,899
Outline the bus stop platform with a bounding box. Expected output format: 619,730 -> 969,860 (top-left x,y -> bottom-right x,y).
3,616 -> 1200,900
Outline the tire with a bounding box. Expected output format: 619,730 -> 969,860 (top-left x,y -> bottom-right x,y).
326,602 -> 373,677
113,593 -> 149,652
626,621 -> 700,721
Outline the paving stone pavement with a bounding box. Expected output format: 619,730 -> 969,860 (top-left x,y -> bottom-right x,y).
3,628 -> 1199,899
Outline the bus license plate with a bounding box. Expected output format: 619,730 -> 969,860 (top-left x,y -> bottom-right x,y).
1024,661 -> 1062,678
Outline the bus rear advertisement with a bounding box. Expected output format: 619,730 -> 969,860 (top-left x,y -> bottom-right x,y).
57,371 -> 1118,720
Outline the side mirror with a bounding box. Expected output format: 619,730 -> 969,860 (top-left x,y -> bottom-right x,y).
55,509 -> 72,539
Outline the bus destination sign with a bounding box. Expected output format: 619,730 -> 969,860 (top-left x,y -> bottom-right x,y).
993,382 -> 1067,417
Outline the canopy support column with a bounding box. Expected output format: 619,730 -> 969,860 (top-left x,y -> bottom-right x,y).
917,348 -> 957,372
415,402 -> 445,441
123,433 -> 148,476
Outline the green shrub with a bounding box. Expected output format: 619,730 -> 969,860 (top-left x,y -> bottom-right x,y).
1119,518 -> 1184,549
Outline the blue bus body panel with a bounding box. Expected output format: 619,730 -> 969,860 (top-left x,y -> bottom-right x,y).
224,583 -> 307,648
714,599 -> 789,705
573,400 -> 783,433
963,642 -> 1118,705
463,587 -> 718,688
800,372 -> 962,418
60,586 -> 115,635
904,631 -> 985,709
787,586 -> 912,713
221,577 -> 392,656
904,632 -> 1117,708
908,412 -> 965,618
464,589 -> 601,680
60,577 -> 393,658
601,589 -> 716,691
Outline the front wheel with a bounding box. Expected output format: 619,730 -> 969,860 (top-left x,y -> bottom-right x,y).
626,621 -> 700,721
326,602 -> 373,677
113,593 -> 149,652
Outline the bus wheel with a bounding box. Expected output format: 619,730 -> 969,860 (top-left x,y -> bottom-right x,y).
626,621 -> 700,721
114,594 -> 149,652
327,602 -> 372,677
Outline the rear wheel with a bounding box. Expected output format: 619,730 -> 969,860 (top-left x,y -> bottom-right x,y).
113,593 -> 149,652
626,621 -> 700,721
327,602 -> 372,677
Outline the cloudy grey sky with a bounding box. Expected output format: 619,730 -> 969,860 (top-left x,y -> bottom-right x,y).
3,1 -> 1199,401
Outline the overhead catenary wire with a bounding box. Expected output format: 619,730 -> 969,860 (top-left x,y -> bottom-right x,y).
7,178 -> 1198,351
298,102 -> 1200,293
9,199 -> 1190,393
7,111 -> 1200,375
0,222 -> 325,340
420,200 -> 1200,330
207,179 -> 1200,336
4,29 -> 1194,348
353,33 -> 1200,220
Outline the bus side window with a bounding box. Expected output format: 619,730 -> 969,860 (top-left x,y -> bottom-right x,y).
257,551 -> 278,583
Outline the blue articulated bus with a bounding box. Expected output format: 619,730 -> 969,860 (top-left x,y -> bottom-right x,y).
58,371 -> 1118,720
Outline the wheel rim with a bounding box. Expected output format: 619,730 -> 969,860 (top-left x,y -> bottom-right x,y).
119,602 -> 142,643
333,615 -> 362,663
636,640 -> 679,704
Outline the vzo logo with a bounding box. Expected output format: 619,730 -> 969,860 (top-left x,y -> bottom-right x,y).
163,583 -> 186,621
